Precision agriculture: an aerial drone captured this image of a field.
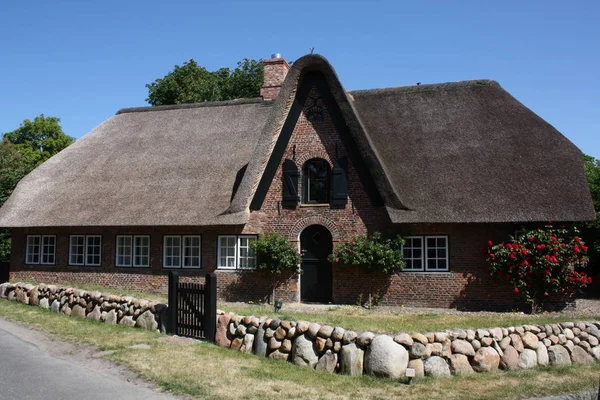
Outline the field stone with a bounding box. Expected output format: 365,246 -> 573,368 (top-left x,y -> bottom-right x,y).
481,337 -> 494,347
268,350 -> 289,361
231,337 -> 243,351
331,327 -> 345,341
537,344 -> 549,366
394,333 -> 413,347
499,337 -> 511,350
29,287 -> 40,306
408,359 -> 425,378
522,332 -> 539,349
357,332 -> 375,347
236,324 -> 247,337
39,298 -> 49,309
86,305 -> 102,322
119,316 -> 135,327
518,349 -> 538,369
411,333 -> 428,345
292,334 -> 318,368
252,326 -> 268,357
424,356 -> 451,378
241,334 -> 255,354
466,330 -> 476,341
135,310 -> 158,331
71,305 -> 86,318
280,320 -> 291,330
571,346 -> 594,364
410,342 -> 430,359
449,354 -> 474,376
563,329 -> 574,340
565,341 -> 574,354
500,345 -> 519,370
425,332 -> 435,343
510,334 -> 524,352
548,345 -> 571,366
286,326 -> 296,339
591,346 -> 600,360
307,323 -> 321,338
315,337 -> 327,354
589,336 -> 599,347
365,335 -> 409,379
473,347 -> 500,372
268,337 -> 281,351
471,339 -> 481,351
274,326 -> 286,341
315,350 -> 338,373
451,340 -> 475,357
430,342 -> 443,356
269,318 -> 281,330
489,328 -> 503,341
434,332 -> 448,342
104,309 -> 117,325
16,290 -> 29,305
343,330 -> 357,344
318,325 -> 334,338
340,343 -> 364,376
280,338 -> 292,353
333,341 -> 342,353
296,321 -> 309,334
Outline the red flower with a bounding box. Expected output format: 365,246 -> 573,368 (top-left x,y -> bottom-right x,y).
575,237 -> 581,243
528,236 -> 535,242
574,245 -> 580,253
561,243 -> 566,248
348,249 -> 353,253
506,243 -> 512,249
521,249 -> 528,255
351,241 -> 356,246
513,288 -> 519,294
582,245 -> 588,252
488,240 -> 493,247
489,253 -> 495,259
509,253 -> 516,260
519,274 -> 524,279
544,292 -> 549,297
335,258 -> 339,263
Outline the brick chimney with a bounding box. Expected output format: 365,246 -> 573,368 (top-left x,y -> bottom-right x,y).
260,53 -> 290,100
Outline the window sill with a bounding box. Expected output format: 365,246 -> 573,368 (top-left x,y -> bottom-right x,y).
300,203 -> 330,208
116,265 -> 150,268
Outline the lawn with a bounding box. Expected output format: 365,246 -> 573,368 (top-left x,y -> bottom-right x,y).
0,299 -> 599,400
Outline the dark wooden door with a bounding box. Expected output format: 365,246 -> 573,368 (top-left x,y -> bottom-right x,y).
300,225 -> 332,302
0,262 -> 9,283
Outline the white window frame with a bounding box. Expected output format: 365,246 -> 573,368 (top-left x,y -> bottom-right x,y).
163,235 -> 201,269
217,235 -> 257,270
26,235 -> 56,265
402,235 -> 449,272
116,235 -> 150,267
69,235 -> 102,266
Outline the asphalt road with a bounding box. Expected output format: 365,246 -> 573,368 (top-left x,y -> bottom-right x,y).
0,318 -> 177,400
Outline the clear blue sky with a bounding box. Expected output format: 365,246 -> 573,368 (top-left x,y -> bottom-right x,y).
1,1 -> 598,158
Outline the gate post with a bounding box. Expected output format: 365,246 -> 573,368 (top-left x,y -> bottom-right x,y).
167,271 -> 179,335
203,273 -> 217,343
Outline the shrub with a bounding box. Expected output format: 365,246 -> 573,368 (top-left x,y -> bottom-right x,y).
486,225 -> 591,312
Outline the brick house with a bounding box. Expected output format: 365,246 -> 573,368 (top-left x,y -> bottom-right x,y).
0,54 -> 594,309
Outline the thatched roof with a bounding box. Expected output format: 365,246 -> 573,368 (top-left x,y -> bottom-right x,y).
0,55 -> 594,227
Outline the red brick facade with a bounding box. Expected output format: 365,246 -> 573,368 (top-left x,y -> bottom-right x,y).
7,82 -> 545,310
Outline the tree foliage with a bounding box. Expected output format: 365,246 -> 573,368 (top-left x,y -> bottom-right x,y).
580,155 -> 600,278
251,233 -> 302,275
3,115 -> 74,170
487,225 -> 590,312
330,232 -> 405,274
146,58 -> 264,106
0,115 -> 73,262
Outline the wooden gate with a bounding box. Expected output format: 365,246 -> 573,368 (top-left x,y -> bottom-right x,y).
167,271 -> 217,343
0,262 -> 9,284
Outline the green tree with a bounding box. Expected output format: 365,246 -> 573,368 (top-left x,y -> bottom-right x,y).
146,58 -> 264,106
580,155 -> 600,284
1,115 -> 74,262
3,115 -> 74,170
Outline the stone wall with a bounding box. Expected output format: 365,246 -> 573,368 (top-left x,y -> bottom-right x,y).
0,282 -> 166,332
216,311 -> 600,379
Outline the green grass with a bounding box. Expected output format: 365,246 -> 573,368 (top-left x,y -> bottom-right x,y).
1,299 -> 599,400
221,303 -> 600,333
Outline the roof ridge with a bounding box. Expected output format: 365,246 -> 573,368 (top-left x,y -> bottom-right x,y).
116,98 -> 271,115
349,80 -> 499,97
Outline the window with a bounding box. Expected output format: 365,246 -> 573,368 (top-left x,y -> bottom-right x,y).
217,235 -> 257,270
116,235 -> 150,267
402,235 -> 448,271
69,235 -> 102,266
163,235 -> 201,268
26,235 -> 55,265
303,158 -> 331,204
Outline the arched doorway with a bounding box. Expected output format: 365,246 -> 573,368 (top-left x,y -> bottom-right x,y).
300,225 -> 332,302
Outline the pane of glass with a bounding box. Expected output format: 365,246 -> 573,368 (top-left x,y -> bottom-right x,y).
428,259 -> 438,269
413,249 -> 422,258
414,259 -> 422,268
427,249 -> 436,258
306,159 -> 330,203
438,249 -> 446,258
427,237 -> 436,248
438,238 -> 446,247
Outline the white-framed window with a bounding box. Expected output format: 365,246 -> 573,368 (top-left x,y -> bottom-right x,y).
69,235 -> 102,266
26,235 -> 55,265
163,235 -> 201,269
217,235 -> 257,270
402,235 -> 449,272
116,235 -> 150,267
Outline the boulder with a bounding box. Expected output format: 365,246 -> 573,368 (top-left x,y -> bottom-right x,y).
340,343 -> 364,376
407,359 -> 425,378
39,298 -> 49,309
86,305 -> 102,322
449,354 -> 474,376
135,310 -> 158,331
473,347 -> 500,372
548,345 -> 571,366
215,313 -> 233,348
315,350 -> 338,373
451,339 -> 475,357
71,305 -> 86,318
292,334 -> 318,368
424,356 -> 451,378
119,316 -> 135,326
364,335 -> 408,379
518,349 -> 538,369
522,332 -> 539,350
104,309 -> 118,325
571,346 -> 594,364
500,345 -> 519,370
252,326 -> 268,357
537,343 -> 549,366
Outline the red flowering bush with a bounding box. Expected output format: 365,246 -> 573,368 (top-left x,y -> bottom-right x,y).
329,232 -> 405,307
487,226 -> 590,312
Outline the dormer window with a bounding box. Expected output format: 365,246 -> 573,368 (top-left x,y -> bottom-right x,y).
304,158 -> 331,204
